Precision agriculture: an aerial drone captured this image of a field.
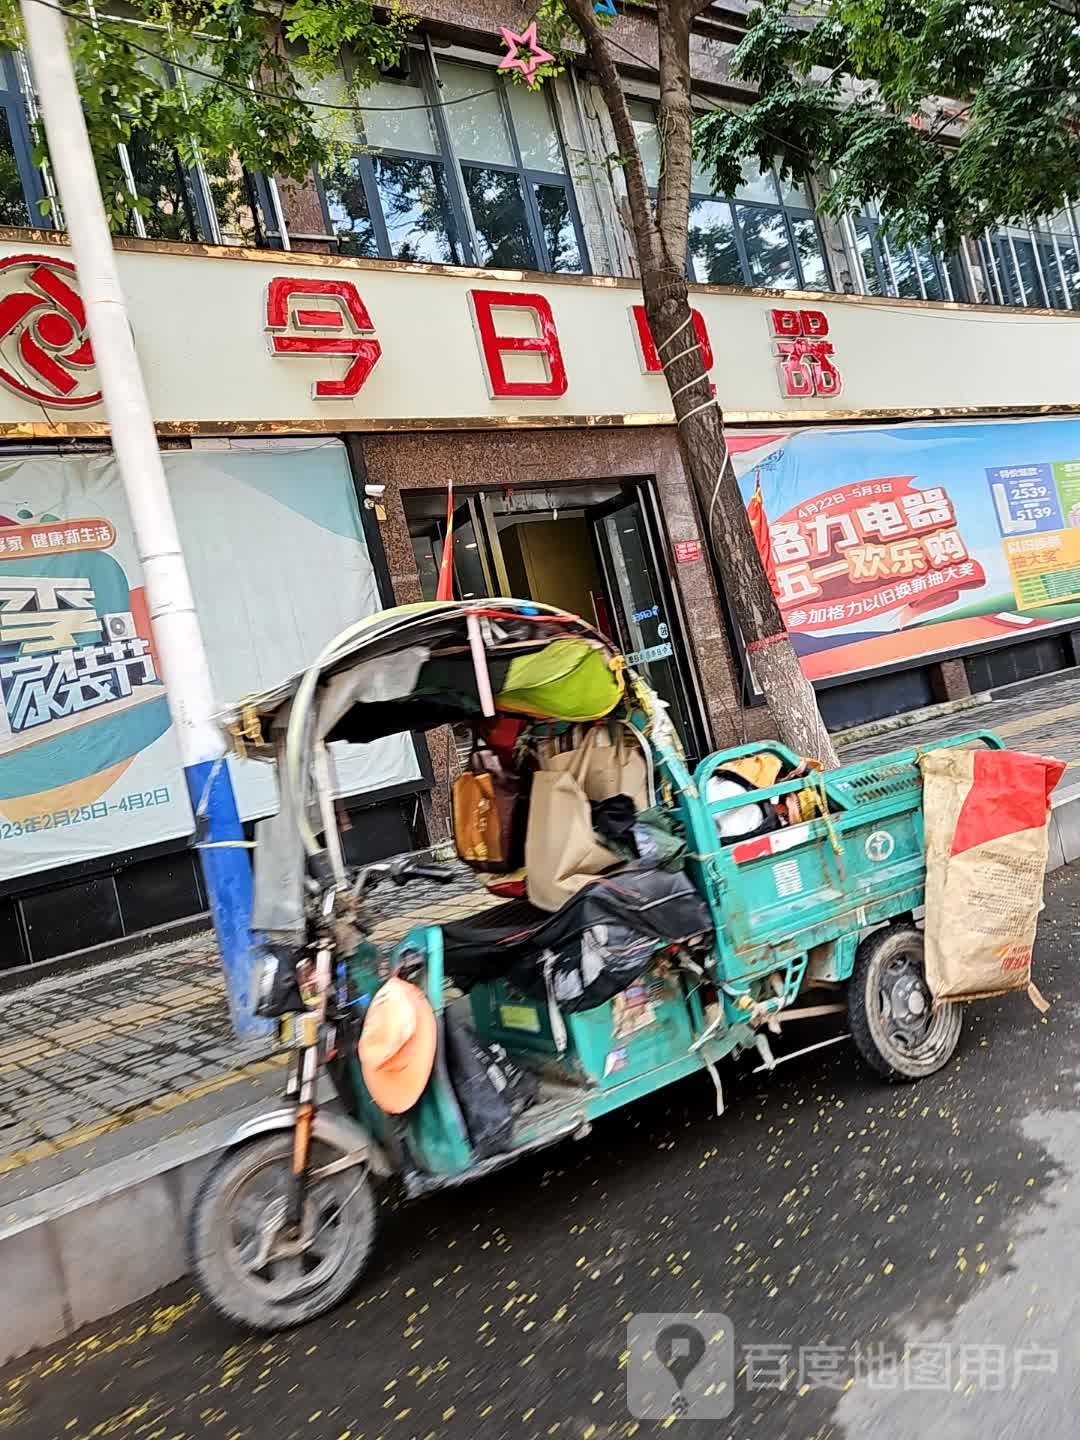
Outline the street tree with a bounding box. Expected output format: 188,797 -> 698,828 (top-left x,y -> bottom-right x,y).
535,0 -> 839,763
0,0 -> 413,232
695,0 -> 1080,250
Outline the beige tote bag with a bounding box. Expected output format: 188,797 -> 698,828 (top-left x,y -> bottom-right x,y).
525,739 -> 620,912
540,725 -> 650,811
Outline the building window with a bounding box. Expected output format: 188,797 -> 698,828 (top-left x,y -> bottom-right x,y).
629,99 -> 830,291
318,50 -> 588,273
318,58 -> 465,263
0,47 -> 266,245
0,53 -> 47,226
851,203 -> 961,300
1040,215 -> 1080,308
122,130 -> 205,242
116,55 -> 268,246
978,217 -> 1080,309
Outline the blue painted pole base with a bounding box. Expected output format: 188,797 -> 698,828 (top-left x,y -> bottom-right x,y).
185,759 -> 271,1041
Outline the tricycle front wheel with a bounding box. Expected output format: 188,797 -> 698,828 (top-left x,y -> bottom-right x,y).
847,925 -> 962,1082
188,1134 -> 377,1332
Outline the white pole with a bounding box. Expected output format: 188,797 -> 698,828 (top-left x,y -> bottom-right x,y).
20,0 -> 262,1037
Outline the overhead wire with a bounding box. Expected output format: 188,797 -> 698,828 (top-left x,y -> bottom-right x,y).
25,0 -> 504,113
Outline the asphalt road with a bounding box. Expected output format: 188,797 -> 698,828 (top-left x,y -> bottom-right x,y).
6,868 -> 1080,1440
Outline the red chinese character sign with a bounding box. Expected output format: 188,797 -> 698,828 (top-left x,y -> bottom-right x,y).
0,255 -> 99,408
629,305 -> 715,380
468,289 -> 568,398
769,308 -> 842,400
766,477 -> 985,631
265,277 -> 381,399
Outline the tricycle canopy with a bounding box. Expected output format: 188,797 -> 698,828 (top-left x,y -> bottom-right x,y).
218,599 -> 667,747
218,598 -> 677,874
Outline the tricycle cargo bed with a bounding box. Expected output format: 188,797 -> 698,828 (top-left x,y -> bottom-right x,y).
677,731 -> 1003,994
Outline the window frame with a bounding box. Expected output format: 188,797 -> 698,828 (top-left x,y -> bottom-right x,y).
447,58 -> 587,273
978,221 -> 1080,311
320,148 -> 469,265
853,209 -> 960,301
316,49 -> 590,275
726,193 -> 829,291
687,187 -> 832,291
0,52 -> 49,227
630,98 -> 831,292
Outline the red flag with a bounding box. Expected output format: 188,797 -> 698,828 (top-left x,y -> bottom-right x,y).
747,474 -> 777,594
435,480 -> 454,601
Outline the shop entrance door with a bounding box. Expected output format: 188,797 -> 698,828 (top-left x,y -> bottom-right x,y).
406,481 -> 709,761
587,489 -> 708,761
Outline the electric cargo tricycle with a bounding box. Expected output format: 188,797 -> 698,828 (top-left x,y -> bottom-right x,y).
188,599 -> 1002,1330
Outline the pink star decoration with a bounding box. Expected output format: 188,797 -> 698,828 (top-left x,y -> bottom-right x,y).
498,22 -> 555,86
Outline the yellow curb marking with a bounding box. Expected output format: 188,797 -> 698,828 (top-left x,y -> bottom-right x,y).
991,700 -> 1080,738
0,1055 -> 288,1179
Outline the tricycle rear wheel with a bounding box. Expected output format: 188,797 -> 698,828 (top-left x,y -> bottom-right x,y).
847,925 -> 962,1082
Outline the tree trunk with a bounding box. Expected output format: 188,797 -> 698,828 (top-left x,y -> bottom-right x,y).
640,267 -> 839,766
559,0 -> 838,766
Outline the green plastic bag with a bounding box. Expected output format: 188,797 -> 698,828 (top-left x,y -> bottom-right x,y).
497,640 -> 623,721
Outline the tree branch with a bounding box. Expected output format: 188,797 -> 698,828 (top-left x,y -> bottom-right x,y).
561,0 -> 661,269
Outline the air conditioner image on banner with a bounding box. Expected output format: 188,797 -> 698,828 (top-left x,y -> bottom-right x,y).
102,611 -> 136,641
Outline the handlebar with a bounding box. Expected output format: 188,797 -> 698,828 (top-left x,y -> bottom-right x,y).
349,856 -> 457,896
396,862 -> 457,885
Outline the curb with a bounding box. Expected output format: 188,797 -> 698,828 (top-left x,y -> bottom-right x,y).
834,691 -> 992,748
6,788 -> 1080,1366
0,1100 -> 265,1367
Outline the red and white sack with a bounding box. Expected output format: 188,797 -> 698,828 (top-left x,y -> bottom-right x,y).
919,748 -> 1065,1007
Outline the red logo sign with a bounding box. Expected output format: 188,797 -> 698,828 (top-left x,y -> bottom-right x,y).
265,277 -> 382,399
769,308 -> 842,400
0,255 -> 99,408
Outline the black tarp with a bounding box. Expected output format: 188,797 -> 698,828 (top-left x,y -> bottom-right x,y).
442,869 -> 713,1013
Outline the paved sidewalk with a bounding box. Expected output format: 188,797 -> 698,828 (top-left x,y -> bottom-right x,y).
0,864 -> 493,1175
840,670 -> 1080,768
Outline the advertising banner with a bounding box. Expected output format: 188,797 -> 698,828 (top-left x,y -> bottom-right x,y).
0,441 -> 418,881
731,417 -> 1080,682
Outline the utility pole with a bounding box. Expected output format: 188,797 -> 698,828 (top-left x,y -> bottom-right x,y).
20,0 -> 263,1037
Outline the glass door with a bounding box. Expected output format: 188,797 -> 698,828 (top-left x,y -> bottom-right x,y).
588,486 -> 708,761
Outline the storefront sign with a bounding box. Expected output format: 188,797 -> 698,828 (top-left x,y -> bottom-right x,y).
673,539 -> 703,564
629,305 -> 714,373
0,240 -> 1072,428
265,276 -> 382,398
468,289 -> 567,398
769,308 -> 842,400
0,254 -> 99,407
0,444 -> 419,881
731,416 -> 1080,682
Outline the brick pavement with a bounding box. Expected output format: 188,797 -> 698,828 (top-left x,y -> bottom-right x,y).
0,864 -> 493,1174
4,670 -> 1079,1179
839,671 -> 1080,769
